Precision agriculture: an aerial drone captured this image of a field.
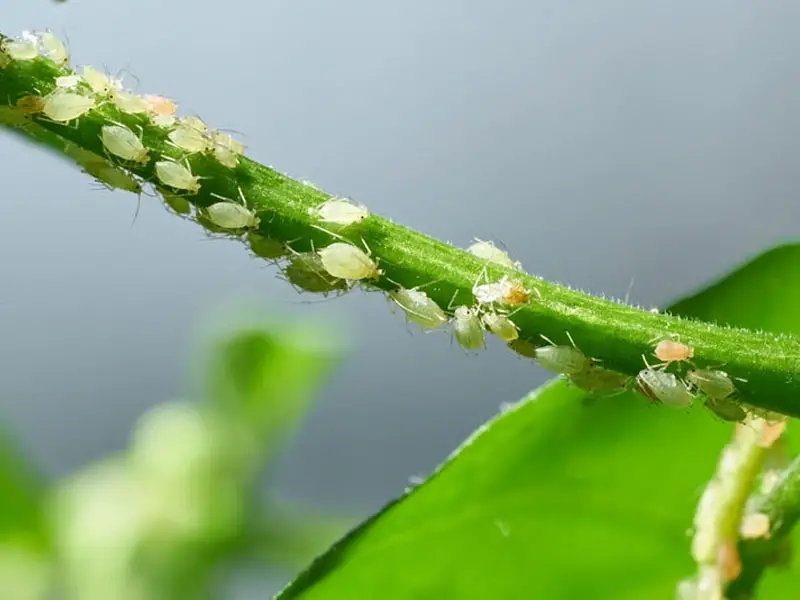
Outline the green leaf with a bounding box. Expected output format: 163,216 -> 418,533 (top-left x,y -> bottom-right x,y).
197,306 -> 345,451
0,424 -> 45,544
278,242 -> 800,600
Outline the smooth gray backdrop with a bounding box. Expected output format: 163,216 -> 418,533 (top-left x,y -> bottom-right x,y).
3,1 -> 800,597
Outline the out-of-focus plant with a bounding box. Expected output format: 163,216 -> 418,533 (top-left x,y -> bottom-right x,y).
0,308 -> 348,600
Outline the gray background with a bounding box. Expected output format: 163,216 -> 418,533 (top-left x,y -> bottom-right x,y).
3,0 -> 800,596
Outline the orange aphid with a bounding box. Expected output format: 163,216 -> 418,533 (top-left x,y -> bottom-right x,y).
142,94 -> 177,116
654,339 -> 694,366
504,280 -> 531,305
718,537 -> 742,582
759,419 -> 787,448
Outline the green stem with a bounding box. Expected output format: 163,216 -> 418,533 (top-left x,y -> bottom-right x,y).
3,37 -> 800,417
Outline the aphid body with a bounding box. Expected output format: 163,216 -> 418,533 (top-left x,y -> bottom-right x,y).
247,233 -> 288,260
704,397 -> 746,423
653,339 -> 694,366
687,369 -> 735,399
42,90 -> 96,122
535,345 -> 590,376
452,306 -> 485,350
56,74 -> 81,89
318,243 -> 381,281
40,31 -> 69,66
284,253 -> 349,296
635,369 -> 694,408
467,239 -> 522,270
205,202 -> 259,230
168,121 -> 211,154
389,288 -> 448,330
316,198 -> 369,226
211,131 -> 244,168
101,125 -> 150,165
16,95 -> 44,115
154,160 -> 200,193
482,312 -> 519,342
473,276 -> 530,306
569,365 -> 630,394
111,90 -> 150,115
160,191 -> 193,216
2,33 -> 39,61
81,65 -> 121,97
81,158 -> 142,194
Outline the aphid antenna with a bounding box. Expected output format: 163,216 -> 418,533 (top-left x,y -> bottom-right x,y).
565,330 -> 578,349
539,333 -> 557,347
116,66 -> 140,91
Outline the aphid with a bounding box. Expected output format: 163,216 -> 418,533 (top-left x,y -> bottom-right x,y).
111,90 -> 149,115
41,90 -> 96,122
452,305 -> 485,350
740,513 -> 770,540
80,158 -> 142,194
284,253 -> 349,296
2,33 -> 39,61
40,31 -> 69,66
759,419 -> 787,448
205,201 -> 259,230
473,276 -> 530,306
168,121 -> 212,154
143,94 -> 177,117
507,338 -> 538,359
569,365 -> 630,395
0,105 -> 32,128
482,312 -> 519,342
704,397 -> 746,423
535,344 -> 591,376
154,160 -> 201,194
56,74 -> 81,89
81,65 -> 121,97
653,338 -> 694,367
247,233 -> 288,260
211,130 -> 244,168
389,288 -> 448,330
160,191 -> 193,216
315,197 -> 369,226
16,95 -> 44,115
687,369 -> 735,399
635,369 -> 694,408
318,242 -> 381,281
101,124 -> 149,165
467,239 -> 522,270
719,537 -> 742,582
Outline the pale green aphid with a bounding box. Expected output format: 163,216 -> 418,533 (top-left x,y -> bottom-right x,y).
160,191 -> 193,216
81,65 -> 122,97
81,158 -> 142,194
535,339 -> 590,376
247,232 -> 288,260
40,31 -> 69,66
482,312 -> 519,342
452,305 -> 485,349
2,33 -> 39,61
206,201 -> 259,230
635,369 -> 694,408
284,253 -> 349,296
687,369 -> 736,399
467,239 -> 522,270
389,288 -> 448,330
16,95 -> 44,115
704,397 -> 747,423
569,365 -> 629,395
41,90 -> 96,122
316,197 -> 369,226
0,105 -> 32,128
507,338 -> 538,359
101,124 -> 150,165
211,130 -> 244,168
56,74 -> 81,89
154,160 -> 201,193
168,121 -> 211,154
111,90 -> 150,115
318,242 -> 381,280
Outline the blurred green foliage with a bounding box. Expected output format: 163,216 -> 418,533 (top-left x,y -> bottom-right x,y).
277,244 -> 800,600
0,307 -> 349,599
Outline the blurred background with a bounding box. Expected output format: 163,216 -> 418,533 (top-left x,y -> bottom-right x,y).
3,1 -> 800,597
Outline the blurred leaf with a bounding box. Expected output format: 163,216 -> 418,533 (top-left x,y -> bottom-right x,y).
199,307 -> 345,450
0,424 -> 45,544
278,242 -> 800,600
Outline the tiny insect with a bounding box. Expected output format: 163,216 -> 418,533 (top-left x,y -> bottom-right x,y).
81,65 -> 121,97
16,95 -> 44,115
0,105 -> 32,128
41,90 -> 96,122
635,369 -> 694,408
704,397 -> 746,423
315,197 -> 369,226
55,74 -> 81,89
211,130 -> 244,168
160,191 -> 193,216
686,369 -> 735,399
739,513 -> 770,540
507,338 -> 538,359
80,158 -> 142,194
111,90 -> 150,115
101,124 -> 150,165
318,242 -> 381,281
719,537 -> 742,582
389,288 -> 448,330
40,31 -> 69,66
284,253 -> 350,296
467,238 -> 522,270
482,311 -> 519,342
568,365 -> 630,395
247,233 -> 288,260
452,305 -> 485,350
653,338 -> 694,367
535,342 -> 591,376
168,120 -> 211,154
473,276 -> 531,306
143,94 -> 178,127
154,160 -> 201,194
205,201 -> 259,230
2,33 -> 39,61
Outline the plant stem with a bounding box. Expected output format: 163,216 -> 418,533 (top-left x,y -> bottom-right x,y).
3,36 -> 800,417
